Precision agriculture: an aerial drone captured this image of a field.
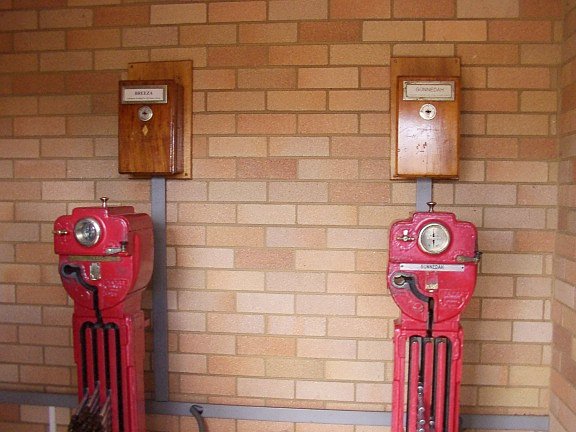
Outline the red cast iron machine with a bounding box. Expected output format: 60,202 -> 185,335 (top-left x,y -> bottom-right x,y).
387,202 -> 480,432
54,197 -> 154,432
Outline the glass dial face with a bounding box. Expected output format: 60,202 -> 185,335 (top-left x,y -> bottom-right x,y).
418,223 -> 450,255
74,218 -> 101,247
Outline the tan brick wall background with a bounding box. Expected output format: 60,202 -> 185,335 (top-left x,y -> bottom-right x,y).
551,1 -> 576,432
0,0 -> 567,430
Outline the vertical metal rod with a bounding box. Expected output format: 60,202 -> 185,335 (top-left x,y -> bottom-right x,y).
151,176 -> 169,401
416,177 -> 433,212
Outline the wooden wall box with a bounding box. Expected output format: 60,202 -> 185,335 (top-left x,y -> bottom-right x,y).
390,57 -> 461,179
118,79 -> 184,176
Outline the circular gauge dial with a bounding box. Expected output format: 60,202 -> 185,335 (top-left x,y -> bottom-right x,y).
418,222 -> 450,255
74,218 -> 101,247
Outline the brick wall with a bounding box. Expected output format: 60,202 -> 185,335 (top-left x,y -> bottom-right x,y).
551,1 -> 576,432
0,0 -> 565,431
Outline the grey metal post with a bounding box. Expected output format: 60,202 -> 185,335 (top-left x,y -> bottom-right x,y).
151,176 -> 169,401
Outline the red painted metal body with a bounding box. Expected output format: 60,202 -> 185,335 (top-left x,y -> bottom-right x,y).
54,202 -> 153,432
387,210 -> 479,432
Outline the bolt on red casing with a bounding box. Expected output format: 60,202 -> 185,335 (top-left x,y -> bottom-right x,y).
387,210 -> 480,432
54,201 -> 153,432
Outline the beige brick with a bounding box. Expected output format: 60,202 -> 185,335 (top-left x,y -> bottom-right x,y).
268,90 -> 326,111
266,272 -> 326,293
266,358 -> 324,379
193,159 -> 236,179
238,159 -> 297,180
522,44 -> 562,66
357,383 -> 391,404
240,23 -> 297,44
209,1 -> 267,22
482,299 -> 543,320
509,365 -> 550,387
237,292 -> 294,314
238,113 -> 297,134
19,325 -> 70,346
207,270 -> 265,291
300,21 -> 361,43
455,184 -> 517,205
457,0 -> 519,18
326,228 -> 387,249
487,114 -> 549,136
20,365 -> 70,386
478,387 -> 540,408
179,333 -> 235,355
489,20 -> 552,42
178,203 -> 236,224
238,377 -> 295,399
14,116 -> 65,136
297,204 -> 356,226
15,30 -> 64,52
363,21 -> 423,41
269,182 -> 328,203
237,335 -> 296,356
0,10 -> 37,31
0,53 -> 37,73
330,44 -> 391,66
482,253 -> 543,275
462,364 -> 508,386
331,0 -> 389,18
151,3 -> 206,24
486,161 -> 549,182
209,181 -> 266,202
298,67 -> 358,89
296,380 -> 354,402
393,0 -> 454,18
238,68 -> 296,90
295,250 -> 355,272
177,247 -> 233,268
207,91 -> 265,112
207,312 -> 264,334
513,321 -> 552,343
426,20 -> 487,41
326,360 -> 384,382
267,315 -> 326,336
178,291 -> 235,312
269,0 -> 327,20
266,227 -> 326,248
327,273 -> 386,295
462,320 -> 512,341
207,226 -> 265,247
269,45 -> 329,66
521,90 -> 558,112
181,24 -> 236,46
329,90 -> 388,111
392,43 -> 454,58
94,49 -> 149,71
328,317 -> 387,338
209,136 -> 267,157
238,204 -> 296,225
488,67 -> 550,89
209,356 -> 265,376
180,375 -> 235,396
39,8 -> 92,28
270,137 -> 330,157
168,311 -> 205,332
485,208 -> 546,229
296,294 -> 355,316
0,343 -> 43,364
167,353 -> 207,374
298,160 -> 358,180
